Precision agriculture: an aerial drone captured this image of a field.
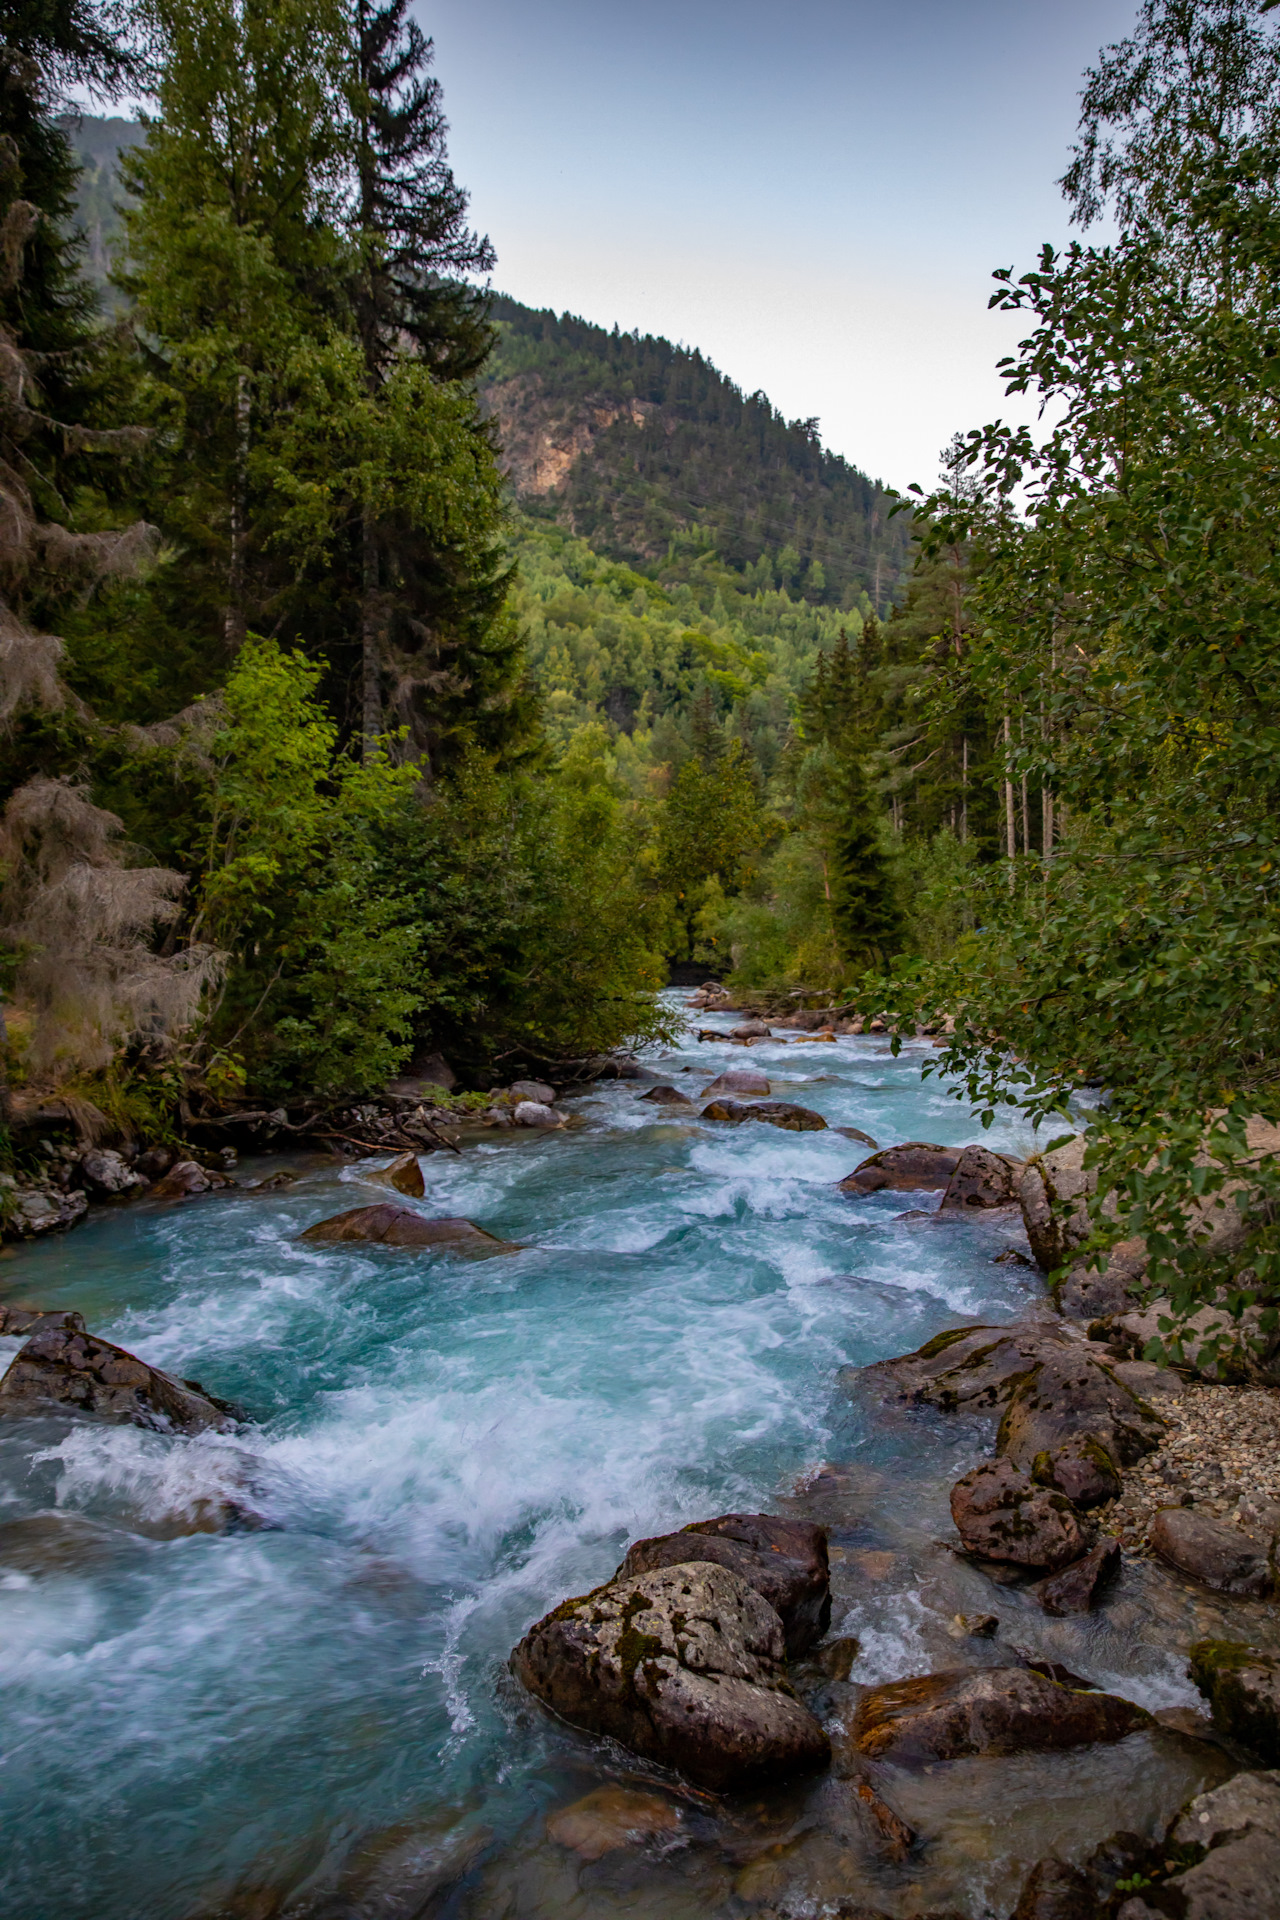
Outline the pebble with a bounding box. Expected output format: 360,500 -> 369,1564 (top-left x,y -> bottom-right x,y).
1097,1380 -> 1280,1552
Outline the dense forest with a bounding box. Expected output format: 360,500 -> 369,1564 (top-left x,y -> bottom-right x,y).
7,0 -> 1280,1343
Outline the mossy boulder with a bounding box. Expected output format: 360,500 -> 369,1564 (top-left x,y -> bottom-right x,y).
997,1354 -> 1166,1473
510,1561 -> 830,1791
618,1512 -> 830,1656
850,1665 -> 1148,1765
950,1457 -> 1094,1571
1189,1642 -> 1280,1761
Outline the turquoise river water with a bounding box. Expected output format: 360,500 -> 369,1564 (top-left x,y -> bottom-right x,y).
0,1005 -> 1246,1920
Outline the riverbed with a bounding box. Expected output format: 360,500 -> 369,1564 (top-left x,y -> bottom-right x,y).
0,1010 -> 1253,1918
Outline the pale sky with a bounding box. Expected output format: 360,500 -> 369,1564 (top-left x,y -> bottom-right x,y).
421,0 -> 1137,491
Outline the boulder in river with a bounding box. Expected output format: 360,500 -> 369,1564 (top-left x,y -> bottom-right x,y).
729,1019 -> 770,1039
510,1560 -> 830,1791
849,1664 -> 1148,1764
509,1079 -> 555,1106
838,1143 -> 962,1193
1120,1770 -> 1280,1920
638,1085 -> 694,1108
700,1099 -> 827,1132
0,1306 -> 85,1338
299,1204 -> 512,1253
1151,1509 -> 1274,1596
1032,1538 -> 1121,1615
546,1784 -> 682,1859
997,1352 -> 1167,1473
513,1100 -> 562,1129
74,1148 -> 145,1196
0,1325 -> 235,1433
1030,1433 -> 1122,1508
617,1512 -> 830,1656
862,1317 -> 1089,1415
702,1069 -> 770,1098
950,1458 -> 1094,1571
149,1159 -> 236,1199
1189,1641 -> 1280,1761
366,1151 -> 425,1197
939,1145 -> 1022,1210
835,1126 -> 877,1148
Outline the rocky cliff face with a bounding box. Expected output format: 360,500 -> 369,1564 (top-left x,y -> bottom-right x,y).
483,376 -> 658,499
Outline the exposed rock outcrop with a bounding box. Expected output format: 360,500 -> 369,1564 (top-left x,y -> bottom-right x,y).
1189,1642 -> 1280,1761
510,1561 -> 830,1791
950,1458 -> 1094,1571
838,1143 -> 962,1193
849,1665 -> 1148,1764
299,1205 -> 512,1252
0,1325 -> 235,1433
617,1512 -> 830,1656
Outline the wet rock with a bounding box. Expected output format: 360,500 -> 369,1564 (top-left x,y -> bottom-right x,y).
1011,1858 -> 1096,1920
149,1159 -> 236,1199
950,1458 -> 1095,1571
1189,1641 -> 1280,1759
1033,1538 -> 1121,1615
366,1150 -> 425,1198
700,1099 -> 827,1132
998,1353 -> 1167,1473
862,1318 -> 1088,1414
299,1204 -> 511,1253
508,1079 -> 555,1106
835,1126 -> 878,1148
843,1774 -> 915,1861
1151,1507 -> 1274,1596
618,1512 -> 831,1656
808,1634 -> 860,1680
510,1560 -> 830,1791
939,1145 -> 1023,1211
0,1510 -> 128,1574
1108,1357 -> 1186,1399
134,1146 -> 175,1180
1030,1434 -> 1122,1508
545,1785 -> 681,1860
0,1325 -> 235,1433
838,1143 -> 962,1193
74,1148 -> 145,1196
244,1170 -> 297,1191
1116,1770 -> 1280,1920
947,1611 -> 999,1639
850,1664 -> 1148,1765
513,1100 -> 562,1129
7,1186 -> 88,1234
0,1305 -> 85,1338
730,1019 -> 771,1039
638,1085 -> 694,1107
702,1069 -> 770,1098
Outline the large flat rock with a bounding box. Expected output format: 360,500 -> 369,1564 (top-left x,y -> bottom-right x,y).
850,1665 -> 1148,1765
0,1326 -> 235,1434
299,1205 -> 511,1252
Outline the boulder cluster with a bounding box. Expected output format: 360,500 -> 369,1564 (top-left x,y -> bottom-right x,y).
0,1312 -> 234,1435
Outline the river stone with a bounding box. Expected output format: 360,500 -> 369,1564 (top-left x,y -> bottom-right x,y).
509,1079 -> 555,1105
835,1126 -> 878,1148
850,1665 -> 1148,1765
1011,1858 -> 1096,1920
149,1159 -> 235,1199
10,1187 -> 88,1234
939,1145 -> 1023,1210
618,1512 -> 830,1656
366,1150 -> 425,1197
702,1069 -> 770,1098
1190,1643 -> 1280,1760
700,1099 -> 827,1132
0,1326 -> 235,1433
950,1458 -> 1094,1571
546,1785 -> 681,1859
0,1306 -> 85,1338
299,1204 -> 509,1252
514,1100 -> 562,1129
638,1085 -> 694,1107
1033,1538 -> 1122,1616
730,1019 -> 770,1039
1151,1508 -> 1274,1596
510,1561 -> 830,1791
1030,1434 -> 1122,1508
862,1318 -> 1089,1414
838,1143 -> 962,1193
1116,1771 -> 1280,1920
75,1148 -> 144,1196
997,1353 -> 1166,1478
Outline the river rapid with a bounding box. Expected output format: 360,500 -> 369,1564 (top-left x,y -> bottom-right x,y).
0,1005 -> 1248,1919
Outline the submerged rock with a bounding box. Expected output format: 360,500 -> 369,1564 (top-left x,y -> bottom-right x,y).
1010,1858 -> 1095,1920
849,1664 -> 1148,1764
1033,1538 -> 1121,1615
510,1560 -> 830,1791
1190,1642 -> 1280,1760
1151,1508 -> 1274,1596
299,1204 -> 511,1252
835,1126 -> 878,1148
702,1069 -> 770,1098
939,1145 -> 1023,1210
618,1512 -> 831,1656
700,1099 -> 827,1132
950,1458 -> 1094,1571
0,1325 -> 235,1433
365,1150 -> 425,1197
545,1785 -> 681,1860
638,1085 -> 694,1108
838,1142 -> 962,1193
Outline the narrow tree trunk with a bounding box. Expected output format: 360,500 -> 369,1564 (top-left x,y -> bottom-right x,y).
224,369 -> 250,651
960,735 -> 968,845
1003,713 -> 1015,891
361,502 -> 381,760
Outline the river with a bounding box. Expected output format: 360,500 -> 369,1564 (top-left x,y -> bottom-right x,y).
0,1004 -> 1239,1918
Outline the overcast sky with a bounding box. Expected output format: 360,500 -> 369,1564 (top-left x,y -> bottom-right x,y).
420,0 -> 1137,491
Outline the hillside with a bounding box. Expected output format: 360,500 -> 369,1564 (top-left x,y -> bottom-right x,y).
479,294 -> 910,614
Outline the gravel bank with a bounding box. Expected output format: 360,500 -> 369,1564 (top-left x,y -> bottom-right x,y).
1099,1379 -> 1280,1552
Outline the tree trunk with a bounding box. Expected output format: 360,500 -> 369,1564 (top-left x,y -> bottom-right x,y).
224,369 -> 250,651
361,502 -> 381,760
960,735 -> 968,844
1003,713 -> 1016,890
